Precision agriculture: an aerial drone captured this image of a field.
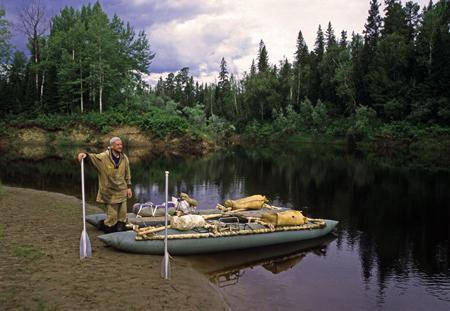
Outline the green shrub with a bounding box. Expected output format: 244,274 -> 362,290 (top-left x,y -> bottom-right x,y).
139,111 -> 189,138
273,104 -> 300,135
384,99 -> 404,121
182,104 -> 207,130
299,98 -> 314,129
347,105 -> 377,141
206,114 -> 236,140
409,99 -> 434,124
311,100 -> 328,133
244,120 -> 276,142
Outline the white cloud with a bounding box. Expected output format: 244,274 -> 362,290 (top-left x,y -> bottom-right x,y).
143,0 -> 431,83
147,9 -> 254,81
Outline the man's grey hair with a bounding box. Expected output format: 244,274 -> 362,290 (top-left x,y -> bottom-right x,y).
109,136 -> 122,146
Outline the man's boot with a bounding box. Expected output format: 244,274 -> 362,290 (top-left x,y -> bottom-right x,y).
104,224 -> 116,234
115,221 -> 126,232
99,220 -> 116,234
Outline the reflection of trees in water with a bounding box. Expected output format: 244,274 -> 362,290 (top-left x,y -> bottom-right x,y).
0,144 -> 449,300
196,235 -> 334,288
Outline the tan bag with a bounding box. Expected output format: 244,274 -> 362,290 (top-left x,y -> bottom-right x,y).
261,210 -> 307,226
180,192 -> 198,207
224,195 -> 268,210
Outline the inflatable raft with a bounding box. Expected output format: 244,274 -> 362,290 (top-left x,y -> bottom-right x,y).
97,219 -> 338,255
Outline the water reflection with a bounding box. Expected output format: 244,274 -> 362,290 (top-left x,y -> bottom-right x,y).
0,144 -> 449,309
188,235 -> 335,287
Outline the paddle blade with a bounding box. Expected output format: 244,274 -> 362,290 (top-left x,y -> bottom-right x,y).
160,252 -> 171,279
79,230 -> 92,259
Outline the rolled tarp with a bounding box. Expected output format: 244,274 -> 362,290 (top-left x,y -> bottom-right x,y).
224,195 -> 269,210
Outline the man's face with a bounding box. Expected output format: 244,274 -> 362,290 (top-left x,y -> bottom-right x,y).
111,140 -> 123,153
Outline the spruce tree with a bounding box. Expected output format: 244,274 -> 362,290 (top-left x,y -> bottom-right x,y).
217,57 -> 232,117
363,0 -> 381,52
325,22 -> 336,49
250,59 -> 256,76
293,30 -> 309,105
257,40 -> 269,73
309,25 -> 325,102
361,0 -> 382,107
294,30 -> 308,66
218,57 -> 230,90
314,25 -> 325,59
339,30 -> 348,49
383,0 -> 409,37
404,1 -> 421,42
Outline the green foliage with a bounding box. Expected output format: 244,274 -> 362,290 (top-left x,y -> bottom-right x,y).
347,106 -> 378,140
182,104 -> 207,129
139,110 -> 189,138
384,99 -> 404,121
367,33 -> 410,117
244,121 -> 276,142
409,99 -> 434,124
436,97 -> 450,124
206,114 -> 236,140
298,98 -> 329,132
273,105 -> 300,134
311,100 -> 328,133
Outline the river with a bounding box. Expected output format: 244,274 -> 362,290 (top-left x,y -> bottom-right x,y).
1,144 -> 449,310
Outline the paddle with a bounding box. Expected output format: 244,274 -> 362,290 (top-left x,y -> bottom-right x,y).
161,170 -> 171,279
79,158 -> 92,259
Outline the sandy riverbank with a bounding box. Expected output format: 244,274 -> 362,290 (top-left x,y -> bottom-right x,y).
0,186 -> 228,310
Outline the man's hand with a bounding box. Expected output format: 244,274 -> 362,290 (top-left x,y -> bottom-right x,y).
78,153 -> 87,162
127,188 -> 132,199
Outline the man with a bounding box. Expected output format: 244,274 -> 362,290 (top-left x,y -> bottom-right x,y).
78,137 -> 132,233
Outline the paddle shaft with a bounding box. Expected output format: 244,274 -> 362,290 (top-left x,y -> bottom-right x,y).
81,159 -> 87,233
163,171 -> 169,279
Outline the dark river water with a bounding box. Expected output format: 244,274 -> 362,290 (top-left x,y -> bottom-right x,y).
1,144 -> 449,310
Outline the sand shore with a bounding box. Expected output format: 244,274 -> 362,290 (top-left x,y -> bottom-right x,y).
0,186 -> 228,310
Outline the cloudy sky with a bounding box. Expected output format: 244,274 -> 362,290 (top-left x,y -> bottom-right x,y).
2,0 -> 430,84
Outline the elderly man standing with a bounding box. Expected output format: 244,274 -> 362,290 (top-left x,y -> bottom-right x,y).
78,137 -> 132,233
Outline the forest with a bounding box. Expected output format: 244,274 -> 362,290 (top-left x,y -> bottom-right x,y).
0,0 -> 449,143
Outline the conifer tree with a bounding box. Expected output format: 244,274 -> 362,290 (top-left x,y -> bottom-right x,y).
293,30 -> 309,105
257,40 -> 269,73
339,30 -> 348,49
383,0 -> 409,37
363,0 -> 381,52
314,25 -> 325,59
325,22 -> 337,49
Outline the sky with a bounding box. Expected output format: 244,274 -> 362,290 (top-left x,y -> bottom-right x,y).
1,0 -> 431,85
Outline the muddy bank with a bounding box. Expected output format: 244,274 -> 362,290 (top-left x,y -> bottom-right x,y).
1,125 -> 216,156
0,186 -> 228,310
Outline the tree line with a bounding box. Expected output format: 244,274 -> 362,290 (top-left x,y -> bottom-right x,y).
0,0 -> 449,135
154,0 -> 450,130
